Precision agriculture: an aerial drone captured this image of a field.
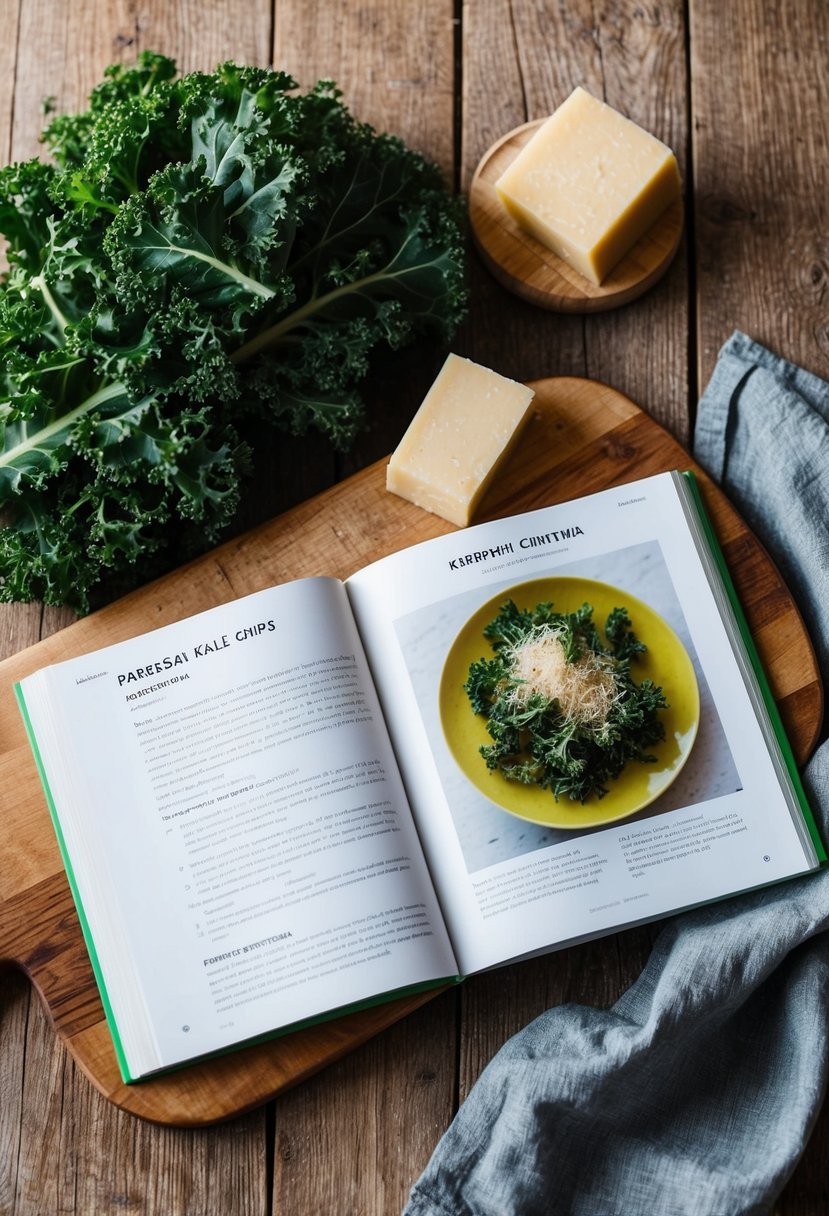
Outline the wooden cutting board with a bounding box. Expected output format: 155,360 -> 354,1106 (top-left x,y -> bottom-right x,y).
0,378 -> 822,1126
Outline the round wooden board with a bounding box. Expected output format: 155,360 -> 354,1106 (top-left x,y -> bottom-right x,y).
0,378 -> 821,1125
469,120 -> 684,312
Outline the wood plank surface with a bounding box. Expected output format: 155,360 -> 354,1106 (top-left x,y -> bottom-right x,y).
0,1 -> 827,1213
692,0 -> 829,388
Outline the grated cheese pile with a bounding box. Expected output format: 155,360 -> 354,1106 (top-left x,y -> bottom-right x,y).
505,625 -> 620,725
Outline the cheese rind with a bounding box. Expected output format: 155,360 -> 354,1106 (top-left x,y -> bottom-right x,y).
495,87 -> 681,285
386,354 -> 535,526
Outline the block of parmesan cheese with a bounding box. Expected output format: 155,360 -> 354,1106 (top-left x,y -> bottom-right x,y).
386,354 -> 535,526
495,87 -> 681,285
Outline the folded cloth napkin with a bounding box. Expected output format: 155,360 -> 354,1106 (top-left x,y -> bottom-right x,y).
403,331 -> 829,1216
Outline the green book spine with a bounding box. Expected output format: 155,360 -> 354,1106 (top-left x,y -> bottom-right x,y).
680,470 -> 826,863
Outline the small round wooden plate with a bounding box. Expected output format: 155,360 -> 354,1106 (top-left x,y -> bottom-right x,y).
469,119 -> 684,313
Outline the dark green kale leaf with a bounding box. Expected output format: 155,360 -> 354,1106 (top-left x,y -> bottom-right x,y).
0,53 -> 467,613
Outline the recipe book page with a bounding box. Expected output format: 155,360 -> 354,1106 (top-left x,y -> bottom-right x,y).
18,578 -> 458,1078
346,472 -> 819,976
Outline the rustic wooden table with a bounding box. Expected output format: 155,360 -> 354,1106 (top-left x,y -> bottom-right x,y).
1,2 -> 827,1213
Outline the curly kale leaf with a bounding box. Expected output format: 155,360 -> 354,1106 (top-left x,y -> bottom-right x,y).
465,599 -> 669,803
0,53 -> 466,612
44,52 -> 184,207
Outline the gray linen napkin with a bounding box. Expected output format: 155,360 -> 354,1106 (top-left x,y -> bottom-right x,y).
403,331 -> 829,1216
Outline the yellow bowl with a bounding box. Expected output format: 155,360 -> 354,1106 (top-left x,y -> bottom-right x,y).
438,576 -> 700,830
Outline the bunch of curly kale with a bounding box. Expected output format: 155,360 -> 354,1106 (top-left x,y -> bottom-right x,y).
0,53 -> 466,612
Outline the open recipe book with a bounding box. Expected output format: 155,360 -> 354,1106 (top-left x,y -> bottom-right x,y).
16,471 -> 825,1082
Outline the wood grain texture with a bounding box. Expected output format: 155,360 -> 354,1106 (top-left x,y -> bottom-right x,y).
469,121 -> 683,312
692,0 -> 829,387
272,990 -> 458,1216
12,992 -> 268,1215
275,0 -> 455,179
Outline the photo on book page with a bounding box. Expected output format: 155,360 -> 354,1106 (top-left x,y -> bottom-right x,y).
394,540 -> 740,873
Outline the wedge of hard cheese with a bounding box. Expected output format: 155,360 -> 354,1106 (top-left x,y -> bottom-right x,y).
495,87 -> 681,285
386,354 -> 535,526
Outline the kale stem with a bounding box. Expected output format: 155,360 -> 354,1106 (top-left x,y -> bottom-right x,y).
230,224 -> 431,364
161,242 -> 277,300
0,381 -> 128,471
29,275 -> 71,336
229,270 -> 387,363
